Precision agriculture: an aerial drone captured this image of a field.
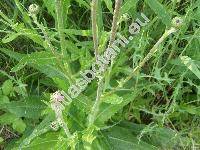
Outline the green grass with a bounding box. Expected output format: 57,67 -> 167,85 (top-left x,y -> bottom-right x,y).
0,0 -> 200,149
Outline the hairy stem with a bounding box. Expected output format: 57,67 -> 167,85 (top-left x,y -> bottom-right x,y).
91,0 -> 99,61
108,0 -> 123,47
106,0 -> 122,89
88,77 -> 104,126
55,0 -> 65,55
55,108 -> 72,137
31,15 -> 55,54
88,0 -> 123,126
59,116 -> 72,137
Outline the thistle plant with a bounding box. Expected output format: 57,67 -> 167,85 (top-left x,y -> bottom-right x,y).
1,0 -> 198,149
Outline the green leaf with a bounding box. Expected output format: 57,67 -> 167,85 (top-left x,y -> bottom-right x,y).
0,95 -> 10,105
0,113 -> 26,133
13,23 -> 44,46
95,92 -> 138,125
2,80 -> 13,96
121,0 -> 139,15
103,126 -> 157,150
11,51 -> 56,72
179,105 -> 200,116
103,0 -> 113,12
63,29 -> 92,37
180,56 -> 200,80
43,0 -> 56,17
2,32 -> 21,43
101,94 -> 123,104
21,132 -> 61,149
0,49 -> 68,81
0,137 -> 4,143
0,96 -> 46,119
75,0 -> 90,8
0,48 -> 25,61
20,114 -> 55,147
144,0 -> 171,26
12,118 -> 26,133
0,113 -> 17,125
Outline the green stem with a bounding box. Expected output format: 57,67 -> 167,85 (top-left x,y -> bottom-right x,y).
88,0 -> 123,127
105,0 -> 122,89
31,15 -> 55,54
88,77 -> 104,126
55,0 -> 66,55
55,110 -> 72,138
108,0 -> 122,47
91,0 -> 99,61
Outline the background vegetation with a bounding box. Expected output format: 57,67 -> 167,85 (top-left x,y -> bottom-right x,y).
0,0 -> 200,149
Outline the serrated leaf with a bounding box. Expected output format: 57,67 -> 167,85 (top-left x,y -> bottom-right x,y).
0,96 -> 46,119
2,32 -> 21,43
0,48 -> 25,61
0,49 -> 68,80
11,51 -> 56,72
179,105 -> 200,116
13,23 -> 44,46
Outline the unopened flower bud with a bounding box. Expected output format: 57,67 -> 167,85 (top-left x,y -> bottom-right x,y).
28,4 -> 39,15
172,17 -> 183,28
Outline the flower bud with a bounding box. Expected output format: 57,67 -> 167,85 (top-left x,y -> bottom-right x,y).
172,17 -> 183,28
28,4 -> 39,15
